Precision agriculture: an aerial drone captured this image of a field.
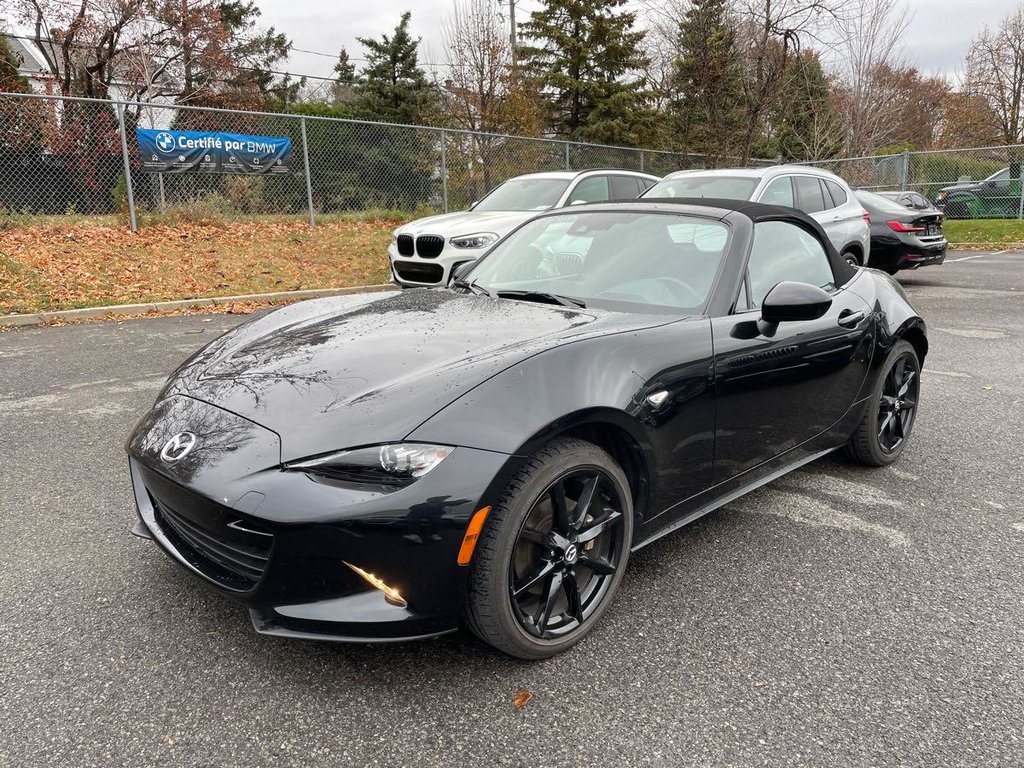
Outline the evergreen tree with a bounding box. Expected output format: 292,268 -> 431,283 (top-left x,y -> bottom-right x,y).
773,51 -> 843,161
519,0 -> 650,144
670,0 -> 746,162
218,1 -> 302,105
330,47 -> 358,104
354,12 -> 434,124
0,37 -> 45,152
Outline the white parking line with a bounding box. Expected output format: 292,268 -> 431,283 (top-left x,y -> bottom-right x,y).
948,252 -> 995,262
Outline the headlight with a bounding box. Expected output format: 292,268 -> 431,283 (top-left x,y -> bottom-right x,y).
286,443 -> 453,486
450,232 -> 498,249
937,191 -> 947,200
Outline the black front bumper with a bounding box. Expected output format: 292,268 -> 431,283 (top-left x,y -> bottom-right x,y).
127,398 -> 514,642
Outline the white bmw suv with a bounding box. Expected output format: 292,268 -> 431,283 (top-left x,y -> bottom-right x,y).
643,166 -> 872,267
388,169 -> 659,287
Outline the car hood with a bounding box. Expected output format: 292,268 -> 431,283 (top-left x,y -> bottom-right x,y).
163,289 -> 673,462
939,181 -> 980,195
394,210 -> 535,238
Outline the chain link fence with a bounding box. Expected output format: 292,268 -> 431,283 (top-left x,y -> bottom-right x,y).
2,91 -> 1023,227
798,146 -> 1024,219
0,91 -> 722,230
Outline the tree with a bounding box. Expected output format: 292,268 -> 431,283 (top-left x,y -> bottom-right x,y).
734,0 -> 839,161
0,35 -> 46,152
669,0 -> 746,162
138,0 -> 299,107
328,47 -> 357,104
15,0 -> 145,98
518,0 -> 652,144
772,50 -> 843,160
437,0 -> 545,201
13,0 -> 298,106
829,0 -> 911,154
964,5 -> 1024,145
936,90 -> 1002,149
353,11 -> 434,125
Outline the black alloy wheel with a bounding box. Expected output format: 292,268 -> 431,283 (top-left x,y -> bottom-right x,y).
508,468 -> 626,639
846,340 -> 921,466
843,250 -> 861,268
464,438 -> 633,658
876,351 -> 919,454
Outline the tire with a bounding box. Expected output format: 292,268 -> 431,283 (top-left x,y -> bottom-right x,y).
464,437 -> 633,659
845,340 -> 920,466
842,249 -> 861,267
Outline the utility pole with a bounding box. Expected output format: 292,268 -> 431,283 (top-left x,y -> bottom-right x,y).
508,0 -> 517,67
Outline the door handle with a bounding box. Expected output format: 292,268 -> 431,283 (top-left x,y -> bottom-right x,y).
837,309 -> 865,328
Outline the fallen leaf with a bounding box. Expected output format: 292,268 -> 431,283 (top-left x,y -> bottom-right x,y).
513,689 -> 532,709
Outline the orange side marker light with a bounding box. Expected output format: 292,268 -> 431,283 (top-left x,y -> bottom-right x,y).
457,506 -> 491,565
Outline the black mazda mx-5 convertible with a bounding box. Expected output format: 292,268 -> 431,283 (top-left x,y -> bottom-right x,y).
127,199 -> 926,659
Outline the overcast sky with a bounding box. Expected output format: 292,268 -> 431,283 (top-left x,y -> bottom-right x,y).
257,0 -> 1015,88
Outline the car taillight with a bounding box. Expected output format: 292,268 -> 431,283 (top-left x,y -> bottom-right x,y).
862,209 -> 871,225
887,221 -> 925,233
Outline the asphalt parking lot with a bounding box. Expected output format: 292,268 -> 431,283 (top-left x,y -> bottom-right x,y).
1,250 -> 1022,767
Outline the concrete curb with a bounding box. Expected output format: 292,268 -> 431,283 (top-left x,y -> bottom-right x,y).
0,284 -> 396,328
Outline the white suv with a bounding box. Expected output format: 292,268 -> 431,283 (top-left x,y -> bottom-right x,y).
388,169 -> 659,287
642,166 -> 871,267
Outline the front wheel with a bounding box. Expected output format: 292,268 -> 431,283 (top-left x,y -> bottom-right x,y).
846,340 -> 921,466
464,438 -> 633,659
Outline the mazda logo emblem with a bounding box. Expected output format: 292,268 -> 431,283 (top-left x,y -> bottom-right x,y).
564,543 -> 579,565
161,432 -> 197,462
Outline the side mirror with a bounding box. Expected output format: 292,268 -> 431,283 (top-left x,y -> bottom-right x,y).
450,261 -> 474,283
760,281 -> 832,330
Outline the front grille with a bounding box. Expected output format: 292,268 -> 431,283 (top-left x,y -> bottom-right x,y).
395,261 -> 444,284
396,234 -> 414,256
152,496 -> 272,591
416,234 -> 445,259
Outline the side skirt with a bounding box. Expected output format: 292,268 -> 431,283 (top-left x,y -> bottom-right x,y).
631,446 -> 837,552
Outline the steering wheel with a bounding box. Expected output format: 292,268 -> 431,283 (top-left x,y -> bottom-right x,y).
656,277 -> 703,306
508,244 -> 547,281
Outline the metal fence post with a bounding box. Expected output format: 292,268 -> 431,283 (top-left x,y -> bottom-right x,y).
299,117 -> 315,226
116,102 -> 137,232
640,150 -> 645,173
441,128 -> 449,214
899,150 -> 910,191
1018,166 -> 1024,220
565,142 -> 571,171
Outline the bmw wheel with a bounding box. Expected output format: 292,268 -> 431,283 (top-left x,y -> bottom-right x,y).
846,340 -> 920,466
465,438 -> 632,659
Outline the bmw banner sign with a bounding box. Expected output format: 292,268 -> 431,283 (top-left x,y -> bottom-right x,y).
136,129 -> 292,175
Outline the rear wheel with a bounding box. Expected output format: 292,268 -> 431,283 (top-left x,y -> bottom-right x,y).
464,438 -> 632,659
842,249 -> 862,267
846,340 -> 920,466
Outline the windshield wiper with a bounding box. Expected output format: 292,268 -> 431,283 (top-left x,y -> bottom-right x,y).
496,290 -> 586,309
451,278 -> 495,298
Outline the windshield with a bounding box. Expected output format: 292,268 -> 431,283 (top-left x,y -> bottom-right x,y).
473,178 -> 571,211
643,175 -> 758,200
856,190 -> 918,215
463,211 -> 730,313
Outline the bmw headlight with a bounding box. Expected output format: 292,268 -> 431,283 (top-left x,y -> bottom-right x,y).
450,232 -> 498,249
287,443 -> 453,486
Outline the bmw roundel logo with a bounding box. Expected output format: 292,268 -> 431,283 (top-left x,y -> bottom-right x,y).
154,132 -> 176,154
161,431 -> 197,462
